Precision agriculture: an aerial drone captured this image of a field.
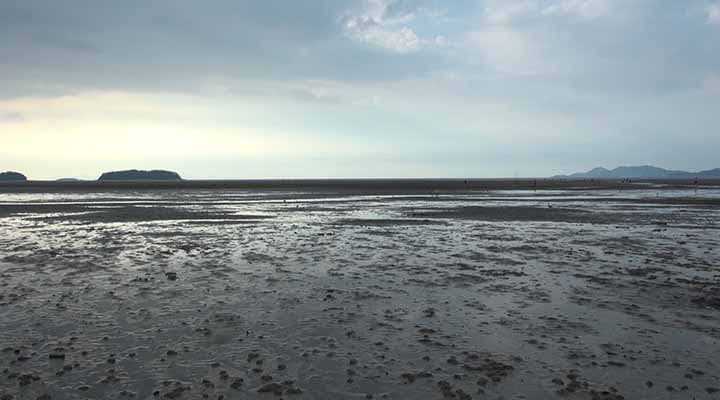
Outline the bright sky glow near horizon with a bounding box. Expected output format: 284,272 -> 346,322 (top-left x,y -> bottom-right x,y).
1,0 -> 719,180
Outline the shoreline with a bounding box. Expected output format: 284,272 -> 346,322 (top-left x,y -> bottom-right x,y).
1,178 -> 718,193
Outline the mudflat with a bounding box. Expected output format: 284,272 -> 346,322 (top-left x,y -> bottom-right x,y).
0,181 -> 719,399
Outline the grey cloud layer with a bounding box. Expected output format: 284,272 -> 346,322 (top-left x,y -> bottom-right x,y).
0,0 -> 449,96
2,0 -> 716,96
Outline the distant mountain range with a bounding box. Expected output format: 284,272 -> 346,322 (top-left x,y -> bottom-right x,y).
553,166 -> 720,180
3,167 -> 718,182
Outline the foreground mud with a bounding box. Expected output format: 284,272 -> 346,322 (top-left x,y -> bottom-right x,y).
0,187 -> 719,399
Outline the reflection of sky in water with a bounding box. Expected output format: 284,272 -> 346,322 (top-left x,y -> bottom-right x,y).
1,188 -> 719,228
2,187 -> 720,203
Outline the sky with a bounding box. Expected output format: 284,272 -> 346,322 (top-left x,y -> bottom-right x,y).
1,0 -> 719,179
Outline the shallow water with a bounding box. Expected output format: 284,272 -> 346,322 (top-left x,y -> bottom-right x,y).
1,188 -> 719,400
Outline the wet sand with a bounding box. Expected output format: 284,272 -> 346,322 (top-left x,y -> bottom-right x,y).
0,182 -> 719,399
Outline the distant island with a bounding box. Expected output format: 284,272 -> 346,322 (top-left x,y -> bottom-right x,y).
553,166 -> 720,180
56,178 -> 84,182
98,169 -> 182,181
0,171 -> 27,181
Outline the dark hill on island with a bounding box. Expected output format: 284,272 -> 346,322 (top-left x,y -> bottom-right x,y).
553,166 -> 720,180
0,171 -> 27,181
98,170 -> 182,181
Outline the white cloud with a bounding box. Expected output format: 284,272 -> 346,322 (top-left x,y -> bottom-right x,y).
465,27 -> 562,76
708,3 -> 720,24
484,0 -> 613,23
466,0 -> 634,78
542,0 -> 611,19
345,20 -> 421,53
484,1 -> 541,24
342,0 -> 425,53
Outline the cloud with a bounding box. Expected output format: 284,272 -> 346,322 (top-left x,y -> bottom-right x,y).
460,0 -> 714,93
708,3 -> 720,24
341,0 -> 425,53
466,27 -> 549,76
541,0 -> 612,19
483,1 -> 540,23
705,74 -> 720,92
0,0 -> 460,100
0,111 -> 24,123
344,20 -> 421,53
483,0 -> 614,23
